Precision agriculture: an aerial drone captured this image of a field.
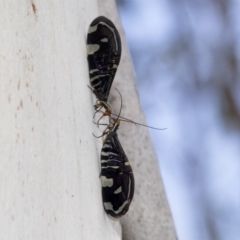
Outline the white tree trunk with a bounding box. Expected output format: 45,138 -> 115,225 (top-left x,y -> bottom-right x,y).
0,1 -> 121,239
0,0 -> 176,239
98,1 -> 177,240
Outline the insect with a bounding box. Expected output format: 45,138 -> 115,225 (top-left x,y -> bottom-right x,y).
87,16 -> 121,103
96,93 -> 164,218
88,16 -> 165,218
92,89 -> 134,218
100,117 -> 134,218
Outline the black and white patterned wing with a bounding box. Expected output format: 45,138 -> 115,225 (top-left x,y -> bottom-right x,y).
100,130 -> 134,218
87,16 -> 121,102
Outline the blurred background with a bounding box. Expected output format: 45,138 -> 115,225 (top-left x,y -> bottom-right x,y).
116,0 -> 240,239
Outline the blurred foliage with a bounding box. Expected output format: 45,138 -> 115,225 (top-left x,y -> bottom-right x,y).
116,0 -> 240,239
118,0 -> 240,131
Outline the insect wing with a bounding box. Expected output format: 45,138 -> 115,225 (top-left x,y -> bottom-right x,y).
100,131 -> 134,218
87,16 -> 121,101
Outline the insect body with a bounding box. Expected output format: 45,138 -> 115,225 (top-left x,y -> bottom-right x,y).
100,119 -> 134,218
87,16 -> 121,102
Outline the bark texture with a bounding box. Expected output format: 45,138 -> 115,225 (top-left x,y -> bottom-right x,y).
0,1 -> 120,239
97,1 -> 177,240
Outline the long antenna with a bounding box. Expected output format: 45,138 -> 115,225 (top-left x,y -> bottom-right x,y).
110,112 -> 167,130
115,88 -> 122,122
88,86 -> 167,130
111,88 -> 166,130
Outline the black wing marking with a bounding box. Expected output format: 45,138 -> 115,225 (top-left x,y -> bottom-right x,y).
100,130 -> 134,218
87,16 -> 121,102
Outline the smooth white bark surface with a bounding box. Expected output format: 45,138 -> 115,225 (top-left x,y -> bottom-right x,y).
0,1 -> 120,239
98,1 -> 177,240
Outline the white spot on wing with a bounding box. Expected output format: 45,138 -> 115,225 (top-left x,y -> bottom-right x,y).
104,144 -> 111,148
114,187 -> 122,194
87,44 -> 100,55
101,166 -> 119,169
101,151 -> 109,157
101,160 -> 109,163
90,74 -> 110,82
101,176 -> 113,187
101,38 -> 108,42
104,200 -> 129,214
88,25 -> 98,34
89,69 -> 99,74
